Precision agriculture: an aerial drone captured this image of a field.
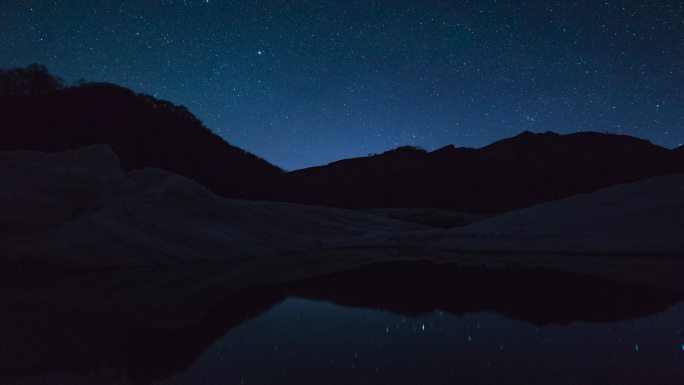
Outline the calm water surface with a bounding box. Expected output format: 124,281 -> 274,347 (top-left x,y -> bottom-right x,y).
162,297 -> 684,385
1,261 -> 682,385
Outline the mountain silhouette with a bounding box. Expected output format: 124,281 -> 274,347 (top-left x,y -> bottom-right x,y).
676,144 -> 684,160
284,131 -> 684,213
0,66 -> 283,200
2,65 -> 683,214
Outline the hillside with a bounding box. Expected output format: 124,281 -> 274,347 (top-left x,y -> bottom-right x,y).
3,145 -> 684,269
676,144 -> 684,160
433,173 -> 684,255
0,145 -> 424,268
3,66 -> 683,213
285,131 -> 684,213
0,68 -> 283,200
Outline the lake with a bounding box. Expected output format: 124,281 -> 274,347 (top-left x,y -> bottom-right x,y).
165,297 -> 684,385
1,260 -> 682,384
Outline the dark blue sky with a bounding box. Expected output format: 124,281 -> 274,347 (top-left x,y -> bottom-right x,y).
1,1 -> 683,170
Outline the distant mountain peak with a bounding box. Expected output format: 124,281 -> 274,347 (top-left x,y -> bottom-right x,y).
284,130 -> 682,213
432,144 -> 456,153
382,145 -> 428,155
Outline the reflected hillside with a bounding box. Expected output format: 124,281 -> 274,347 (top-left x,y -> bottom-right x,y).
1,259 -> 681,384
114,261 -> 682,384
283,261 -> 681,324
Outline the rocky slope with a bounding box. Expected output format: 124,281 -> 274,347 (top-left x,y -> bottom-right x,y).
0,82 -> 283,200
0,145 -> 424,268
3,145 -> 684,269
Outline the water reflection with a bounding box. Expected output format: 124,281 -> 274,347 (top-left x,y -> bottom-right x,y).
117,262 -> 684,384
165,297 -> 684,385
0,261 -> 682,384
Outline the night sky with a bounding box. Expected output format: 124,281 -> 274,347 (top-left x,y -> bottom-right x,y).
1,1 -> 683,170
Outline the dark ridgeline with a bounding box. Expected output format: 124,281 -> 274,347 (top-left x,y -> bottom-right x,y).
0,65 -> 284,200
2,64 -> 683,213
0,64 -> 64,96
285,131 -> 684,213
676,144 -> 684,160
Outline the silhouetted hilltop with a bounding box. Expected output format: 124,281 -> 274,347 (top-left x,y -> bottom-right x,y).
0,65 -> 283,199
285,131 -> 684,213
3,65 -> 683,213
676,144 -> 684,159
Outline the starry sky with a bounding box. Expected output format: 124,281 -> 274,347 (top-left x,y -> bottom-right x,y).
1,1 -> 683,170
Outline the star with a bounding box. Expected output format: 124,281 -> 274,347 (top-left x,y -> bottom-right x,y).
1,1 -> 679,170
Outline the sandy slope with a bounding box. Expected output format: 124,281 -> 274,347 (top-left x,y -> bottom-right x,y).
436,173 -> 684,255
2,145 -> 684,269
0,145 -> 425,267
